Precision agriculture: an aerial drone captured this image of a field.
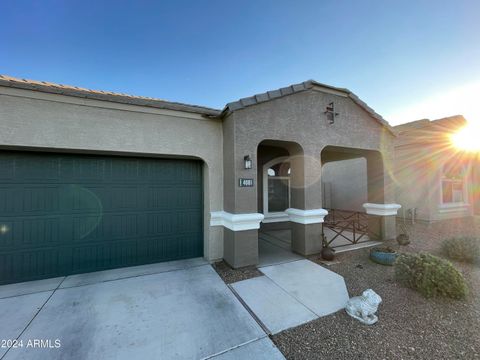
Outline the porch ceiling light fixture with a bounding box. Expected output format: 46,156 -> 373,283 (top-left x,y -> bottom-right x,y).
325,102 -> 339,124
244,155 -> 253,169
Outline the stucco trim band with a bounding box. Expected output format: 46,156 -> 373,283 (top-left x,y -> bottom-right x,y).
262,212 -> 290,223
438,203 -> 470,213
285,208 -> 328,224
363,203 -> 402,216
210,211 -> 265,231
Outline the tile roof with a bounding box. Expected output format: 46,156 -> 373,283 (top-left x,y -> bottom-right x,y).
222,80 -> 395,134
0,75 -> 394,134
0,75 -> 221,116
393,115 -> 467,147
394,115 -> 466,134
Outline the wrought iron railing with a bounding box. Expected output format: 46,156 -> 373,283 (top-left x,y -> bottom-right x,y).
322,209 -> 379,247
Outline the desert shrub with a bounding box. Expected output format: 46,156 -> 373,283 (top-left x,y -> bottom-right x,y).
394,253 -> 468,299
441,237 -> 480,264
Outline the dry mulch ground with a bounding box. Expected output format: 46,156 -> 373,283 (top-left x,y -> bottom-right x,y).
273,218 -> 480,359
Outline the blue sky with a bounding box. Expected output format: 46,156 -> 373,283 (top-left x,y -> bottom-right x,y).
1,0 -> 479,124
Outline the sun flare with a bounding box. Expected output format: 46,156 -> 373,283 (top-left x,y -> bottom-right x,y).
451,123 -> 480,152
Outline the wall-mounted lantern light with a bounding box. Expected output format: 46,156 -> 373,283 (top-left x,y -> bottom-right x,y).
244,155 -> 252,169
325,102 -> 339,124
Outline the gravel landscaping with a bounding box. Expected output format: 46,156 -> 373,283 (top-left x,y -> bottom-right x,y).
212,260 -> 262,284
272,218 -> 480,359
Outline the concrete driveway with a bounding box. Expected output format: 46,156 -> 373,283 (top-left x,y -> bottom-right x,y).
0,259 -> 284,360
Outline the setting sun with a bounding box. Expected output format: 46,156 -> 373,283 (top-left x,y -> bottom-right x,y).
451,122 -> 480,152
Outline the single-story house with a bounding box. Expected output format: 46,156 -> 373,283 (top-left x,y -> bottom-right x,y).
394,115 -> 480,222
0,75 -> 400,284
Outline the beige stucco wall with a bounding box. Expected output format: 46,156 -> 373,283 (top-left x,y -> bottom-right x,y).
0,87 -> 224,261
394,144 -> 436,221
322,157 -> 368,212
394,143 -> 474,222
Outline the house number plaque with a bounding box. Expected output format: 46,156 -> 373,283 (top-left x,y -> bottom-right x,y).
239,178 -> 254,187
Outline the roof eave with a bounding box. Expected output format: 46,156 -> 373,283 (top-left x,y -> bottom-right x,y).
0,76 -> 222,117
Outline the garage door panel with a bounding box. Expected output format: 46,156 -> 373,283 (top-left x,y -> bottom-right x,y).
73,215 -> 105,241
177,187 -> 203,208
175,211 -> 202,234
0,188 -> 16,214
0,152 -> 203,284
110,158 -> 139,180
0,249 -> 63,282
21,217 -> 62,246
15,156 -> 60,181
71,158 -> 107,182
0,219 -> 14,248
146,160 -> 177,182
176,234 -> 203,258
22,186 -> 61,213
146,212 -> 175,236
70,240 -> 139,273
110,186 -> 139,209
0,217 -> 63,250
0,156 -> 15,180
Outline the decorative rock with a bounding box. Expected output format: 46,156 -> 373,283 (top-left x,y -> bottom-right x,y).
345,289 -> 382,325
321,247 -> 335,261
397,233 -> 410,245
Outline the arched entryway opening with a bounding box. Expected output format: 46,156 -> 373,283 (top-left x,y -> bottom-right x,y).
262,156 -> 291,222
321,145 -> 388,250
257,140 -> 304,265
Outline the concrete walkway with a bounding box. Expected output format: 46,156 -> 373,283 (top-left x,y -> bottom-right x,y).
258,237 -> 303,267
231,259 -> 349,334
0,259 -> 284,360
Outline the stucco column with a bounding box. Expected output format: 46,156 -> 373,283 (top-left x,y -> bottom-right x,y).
216,114 -> 263,268
366,151 -> 398,241
287,150 -> 326,255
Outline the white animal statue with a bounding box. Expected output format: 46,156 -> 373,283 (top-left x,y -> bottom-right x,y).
345,289 -> 382,325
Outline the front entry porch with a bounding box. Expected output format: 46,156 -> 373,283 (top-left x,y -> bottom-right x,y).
258,230 -> 303,267
218,81 -> 401,269
259,208 -> 382,266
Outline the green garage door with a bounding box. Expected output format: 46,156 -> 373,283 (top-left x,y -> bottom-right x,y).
0,151 -> 203,285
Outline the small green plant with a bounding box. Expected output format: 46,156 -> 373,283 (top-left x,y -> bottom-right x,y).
441,237 -> 480,264
394,253 -> 468,299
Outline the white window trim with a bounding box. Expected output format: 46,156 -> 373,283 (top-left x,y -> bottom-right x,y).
439,167 -> 469,208
262,156 -> 290,223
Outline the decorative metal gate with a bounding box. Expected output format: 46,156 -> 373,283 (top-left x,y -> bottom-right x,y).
322,209 -> 378,247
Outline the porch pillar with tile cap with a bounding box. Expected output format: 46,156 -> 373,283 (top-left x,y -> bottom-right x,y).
366,150 -> 399,240
287,149 -> 328,255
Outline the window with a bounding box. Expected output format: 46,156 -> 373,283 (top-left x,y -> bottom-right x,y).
441,161 -> 466,204
268,178 -> 289,212
263,158 -> 291,221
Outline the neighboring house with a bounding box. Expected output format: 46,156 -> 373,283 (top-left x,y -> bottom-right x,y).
394,115 -> 479,222
0,75 -> 400,284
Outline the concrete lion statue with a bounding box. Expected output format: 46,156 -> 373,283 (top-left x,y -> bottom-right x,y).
345,289 -> 382,325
